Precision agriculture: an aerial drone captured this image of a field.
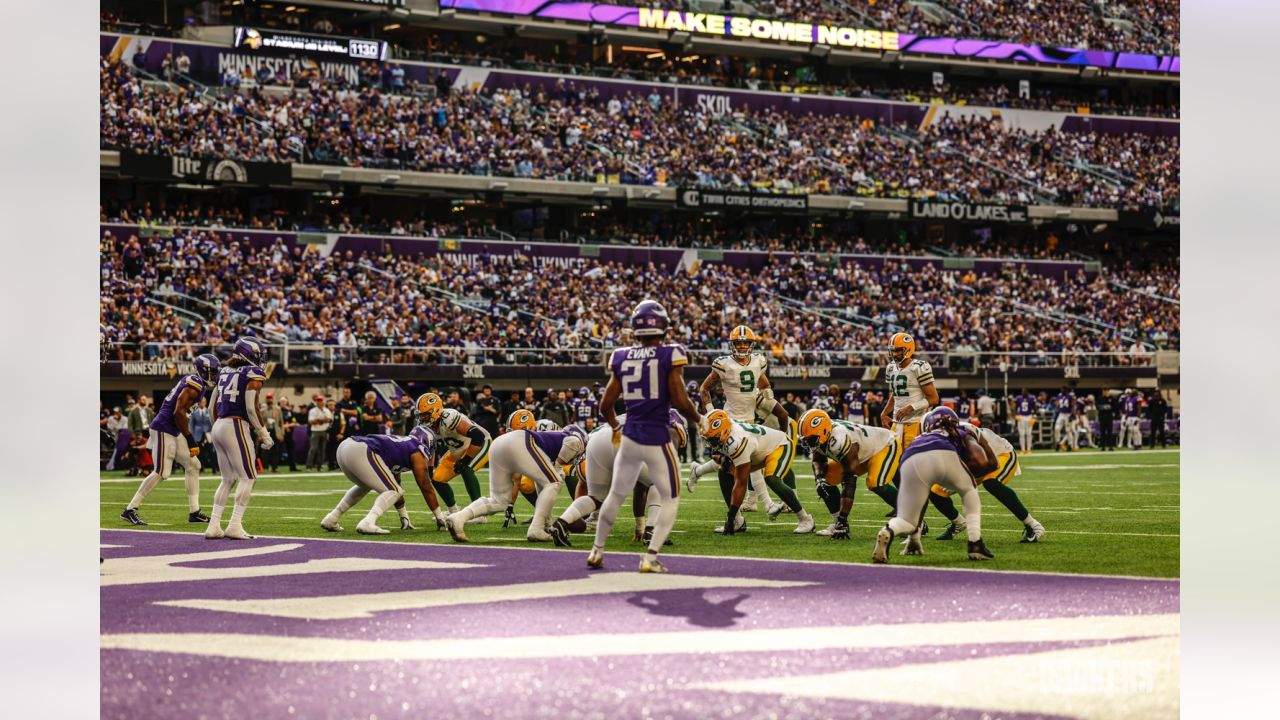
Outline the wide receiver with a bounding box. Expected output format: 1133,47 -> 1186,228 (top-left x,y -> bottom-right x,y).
589,300 -> 702,573
697,410 -> 814,535
698,325 -> 783,514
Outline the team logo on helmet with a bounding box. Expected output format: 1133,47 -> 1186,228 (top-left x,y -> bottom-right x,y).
798,409 -> 833,448
507,409 -> 536,432
922,406 -> 960,434
630,300 -> 670,338
234,336 -> 265,366
193,353 -> 221,383
415,393 -> 444,425
700,410 -> 734,448
729,326 -> 757,360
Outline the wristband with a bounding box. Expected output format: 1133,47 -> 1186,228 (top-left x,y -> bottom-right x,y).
911,398 -> 930,413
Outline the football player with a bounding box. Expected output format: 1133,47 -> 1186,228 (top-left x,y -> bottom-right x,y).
549,409 -> 686,548
1010,388 -> 1037,455
1051,387 -> 1078,451
206,337 -> 273,540
873,407 -> 996,563
698,325 -> 778,514
416,392 -> 490,516
322,426 -> 446,534
696,410 -> 815,535
502,410 -> 545,526
879,333 -> 939,449
798,409 -> 900,539
682,380 -> 702,462
1119,388 -> 1144,449
446,423 -> 587,542
572,386 -> 597,428
929,421 -> 1046,543
843,381 -> 869,425
121,354 -> 219,526
588,300 -> 702,573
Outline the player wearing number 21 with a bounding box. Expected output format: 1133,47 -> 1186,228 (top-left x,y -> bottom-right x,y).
879,333 -> 939,449
588,300 -> 703,574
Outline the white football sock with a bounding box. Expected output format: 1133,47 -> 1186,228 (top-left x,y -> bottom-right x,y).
361,491 -> 400,526
208,477 -> 235,525
694,460 -> 719,477
960,489 -> 983,543
531,482 -> 562,529
128,472 -> 164,510
559,496 -> 596,525
183,464 -> 201,512
647,497 -> 679,554
228,477 -> 256,527
333,485 -> 369,518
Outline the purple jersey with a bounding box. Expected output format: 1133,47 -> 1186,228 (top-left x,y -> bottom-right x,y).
1052,392 -> 1077,415
573,396 -> 597,422
150,374 -> 208,436
609,343 -> 688,445
357,433 -> 429,473
529,430 -> 576,463
844,391 -> 866,417
1014,395 -> 1036,415
901,429 -> 961,464
1120,395 -> 1141,416
214,364 -> 267,419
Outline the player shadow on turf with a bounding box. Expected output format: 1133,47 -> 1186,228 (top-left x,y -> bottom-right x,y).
625,591 -> 750,628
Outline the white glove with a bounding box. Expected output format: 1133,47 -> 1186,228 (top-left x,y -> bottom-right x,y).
257,428 -> 275,449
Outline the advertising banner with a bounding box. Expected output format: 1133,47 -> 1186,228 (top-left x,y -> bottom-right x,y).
909,200 -> 1029,224
677,188 -> 809,213
233,27 -> 389,62
119,151 -> 292,185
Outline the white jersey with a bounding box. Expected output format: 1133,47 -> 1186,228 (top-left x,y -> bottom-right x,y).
711,352 -> 769,421
886,358 -> 935,424
722,420 -> 789,468
961,422 -> 1015,456
436,408 -> 490,458
820,420 -> 895,464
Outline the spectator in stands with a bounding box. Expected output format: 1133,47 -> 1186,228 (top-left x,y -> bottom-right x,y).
307,394 -> 333,471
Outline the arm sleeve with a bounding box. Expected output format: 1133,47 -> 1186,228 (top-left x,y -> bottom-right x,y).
244,388 -> 267,434
466,425 -> 488,447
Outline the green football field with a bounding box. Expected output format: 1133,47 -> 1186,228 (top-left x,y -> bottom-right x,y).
100,447 -> 1179,578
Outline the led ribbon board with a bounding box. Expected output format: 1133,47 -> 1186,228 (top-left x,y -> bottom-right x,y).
440,1 -> 1179,74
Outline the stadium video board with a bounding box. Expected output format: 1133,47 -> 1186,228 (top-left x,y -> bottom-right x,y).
233,27 -> 389,62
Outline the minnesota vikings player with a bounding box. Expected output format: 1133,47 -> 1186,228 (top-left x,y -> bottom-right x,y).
872,407 -> 996,563
445,425 -> 588,542
572,387 -> 597,427
698,325 -> 777,513
588,300 -> 702,573
1051,387 -> 1079,451
121,353 -> 219,526
1010,389 -> 1038,455
206,337 -> 272,540
1119,388 -> 1144,449
549,409 -> 687,548
928,421 -> 1046,543
322,425 -> 446,534
843,382 -> 869,424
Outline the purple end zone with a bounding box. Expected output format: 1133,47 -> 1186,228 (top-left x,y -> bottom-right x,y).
101,530 -> 1178,719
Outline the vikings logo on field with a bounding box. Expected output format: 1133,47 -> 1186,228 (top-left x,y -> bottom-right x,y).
101,530 -> 1179,718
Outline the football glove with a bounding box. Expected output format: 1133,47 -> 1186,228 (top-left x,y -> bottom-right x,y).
400,515 -> 417,531
830,516 -> 850,541
503,506 -> 519,529
256,428 -> 274,449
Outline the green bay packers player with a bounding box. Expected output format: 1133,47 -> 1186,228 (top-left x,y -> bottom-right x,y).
416,393 -> 490,521
929,421 -> 1046,543
879,333 -> 940,448
798,409 -> 901,539
693,410 -> 814,535
698,325 -> 780,514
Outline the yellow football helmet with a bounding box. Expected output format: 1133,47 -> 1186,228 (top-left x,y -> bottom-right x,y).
729,325 -> 757,361
890,332 -> 916,365
416,392 -> 444,425
798,409 -> 833,449
700,409 -> 734,448
507,409 -> 536,432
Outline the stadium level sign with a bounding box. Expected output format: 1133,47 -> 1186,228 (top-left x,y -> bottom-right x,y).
120,151 -> 292,185
909,200 -> 1029,224
233,27 -> 388,62
678,188 -> 809,213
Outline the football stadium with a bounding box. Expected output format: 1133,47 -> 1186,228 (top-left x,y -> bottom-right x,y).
98,0 -> 1180,717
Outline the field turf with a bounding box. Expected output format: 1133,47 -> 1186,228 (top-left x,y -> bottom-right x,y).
100,447 -> 1178,578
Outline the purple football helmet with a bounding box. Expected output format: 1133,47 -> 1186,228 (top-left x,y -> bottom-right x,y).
578,386 -> 590,398
193,353 -> 220,383
630,300 -> 670,338
686,380 -> 698,394
817,383 -> 829,395
849,381 -> 861,393
234,336 -> 266,366
922,406 -> 960,433
668,408 -> 684,427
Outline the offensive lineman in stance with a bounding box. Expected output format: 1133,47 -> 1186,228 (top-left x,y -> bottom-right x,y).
798,409 -> 900,539
121,353 -> 219,525
206,337 -> 273,540
873,407 -> 996,563
589,300 -> 702,573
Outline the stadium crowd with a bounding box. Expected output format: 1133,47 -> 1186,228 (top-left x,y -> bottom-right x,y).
100,62 -> 1179,208
100,226 -> 1179,368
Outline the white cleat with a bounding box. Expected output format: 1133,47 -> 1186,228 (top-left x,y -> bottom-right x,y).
766,502 -> 787,521
639,556 -> 669,574
586,547 -> 604,569
223,524 -> 255,540
320,514 -> 342,532
527,527 -> 553,542
815,521 -> 838,537
740,496 -> 759,513
901,535 -> 925,556
685,467 -> 699,494
445,514 -> 469,543
466,515 -> 487,525
204,525 -> 225,540
872,527 -> 892,564
793,511 -> 815,534
356,522 -> 390,535
713,515 -> 747,534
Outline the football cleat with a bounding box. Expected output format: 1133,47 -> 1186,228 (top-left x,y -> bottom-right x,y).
643,525 -> 673,546
901,536 -> 925,556
766,502 -> 787,521
935,519 -> 966,541
920,520 -> 930,537
320,514 -> 343,532
872,526 -> 893,563
223,524 -> 255,540
527,526 -> 553,543
639,556 -> 669,574
968,539 -> 995,560
120,508 -> 146,526
829,518 -> 851,541
713,515 -> 747,534
549,519 -> 572,547
188,510 -> 210,523
793,511 -> 815,534
815,520 -> 837,537
446,514 -> 469,543
586,547 -> 605,569
1021,520 -> 1046,543
740,496 -> 759,513
434,515 -> 447,531
466,515 -> 487,525
204,525 -> 225,540
686,465 -> 701,494
356,521 -> 390,535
